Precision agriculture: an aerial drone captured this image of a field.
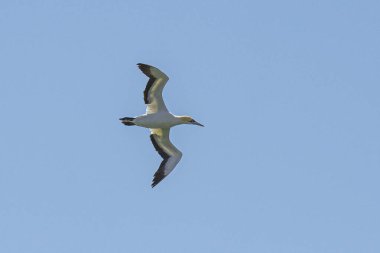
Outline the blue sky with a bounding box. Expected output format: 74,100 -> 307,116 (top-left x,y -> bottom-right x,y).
1,0 -> 379,252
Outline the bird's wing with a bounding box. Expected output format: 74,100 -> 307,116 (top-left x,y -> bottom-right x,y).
137,63 -> 169,114
149,128 -> 182,187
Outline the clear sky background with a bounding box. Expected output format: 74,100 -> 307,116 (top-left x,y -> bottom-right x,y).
1,0 -> 379,252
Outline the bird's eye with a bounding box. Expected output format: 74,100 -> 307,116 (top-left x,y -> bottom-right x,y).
190,119 -> 195,122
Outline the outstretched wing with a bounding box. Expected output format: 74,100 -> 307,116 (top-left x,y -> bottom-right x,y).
149,128 -> 182,187
137,63 -> 169,114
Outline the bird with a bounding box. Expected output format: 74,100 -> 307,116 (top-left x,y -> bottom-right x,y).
120,63 -> 204,187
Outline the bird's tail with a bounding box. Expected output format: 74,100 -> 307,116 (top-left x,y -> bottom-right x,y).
119,117 -> 136,126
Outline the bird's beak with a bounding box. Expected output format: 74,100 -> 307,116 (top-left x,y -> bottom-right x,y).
192,121 -> 204,127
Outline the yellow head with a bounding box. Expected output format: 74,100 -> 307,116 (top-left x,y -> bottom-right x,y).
178,116 -> 204,127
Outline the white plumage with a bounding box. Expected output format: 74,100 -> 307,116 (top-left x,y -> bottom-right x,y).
120,63 -> 203,187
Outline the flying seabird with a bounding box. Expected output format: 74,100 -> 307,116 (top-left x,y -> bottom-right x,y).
120,63 -> 204,187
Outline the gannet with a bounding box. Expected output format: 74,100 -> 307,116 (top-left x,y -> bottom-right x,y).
120,63 -> 204,187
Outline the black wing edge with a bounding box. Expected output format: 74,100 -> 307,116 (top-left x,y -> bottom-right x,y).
149,134 -> 170,159
143,78 -> 156,104
151,160 -> 168,188
137,63 -> 156,104
150,134 -> 170,188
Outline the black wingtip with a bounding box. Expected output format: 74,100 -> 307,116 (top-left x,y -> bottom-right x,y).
137,63 -> 155,79
151,170 -> 166,188
137,63 -> 151,67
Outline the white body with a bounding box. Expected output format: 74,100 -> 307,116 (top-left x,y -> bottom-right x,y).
121,63 -> 202,187
134,112 -> 183,129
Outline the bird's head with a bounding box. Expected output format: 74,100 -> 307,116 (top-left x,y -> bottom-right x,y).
179,116 -> 204,127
